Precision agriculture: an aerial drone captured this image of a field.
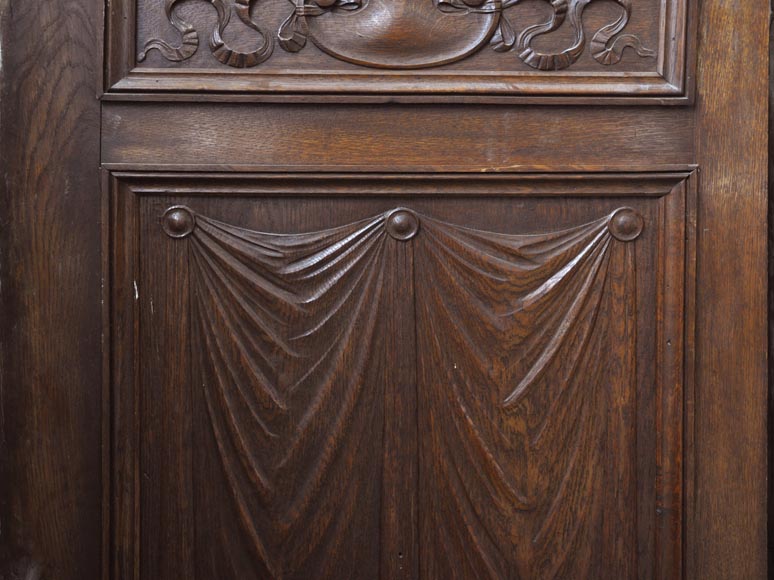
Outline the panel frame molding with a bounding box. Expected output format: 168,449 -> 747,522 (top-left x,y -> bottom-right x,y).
102,0 -> 696,104
105,170 -> 697,579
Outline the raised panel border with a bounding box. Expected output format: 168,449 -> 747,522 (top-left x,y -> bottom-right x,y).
102,0 -> 696,104
104,170 -> 697,578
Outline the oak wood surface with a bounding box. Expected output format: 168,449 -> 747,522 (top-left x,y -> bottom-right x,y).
692,2 -> 769,577
105,0 -> 692,100
101,104 -> 696,172
0,0 -> 769,578
0,0 -> 103,578
109,173 -> 693,578
769,16 -> 774,575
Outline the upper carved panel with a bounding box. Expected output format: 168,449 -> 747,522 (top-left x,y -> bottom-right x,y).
107,0 -> 692,100
138,0 -> 655,71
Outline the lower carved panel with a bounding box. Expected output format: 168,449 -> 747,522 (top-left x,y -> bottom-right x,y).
413,209 -> 640,578
187,209 -> 388,577
109,174 -> 692,579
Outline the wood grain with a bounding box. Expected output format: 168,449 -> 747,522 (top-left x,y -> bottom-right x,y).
105,0 -> 693,100
101,103 -> 695,172
109,173 -> 693,578
692,1 -> 769,578
0,0 -> 102,578
0,0 -> 768,577
769,18 -> 774,575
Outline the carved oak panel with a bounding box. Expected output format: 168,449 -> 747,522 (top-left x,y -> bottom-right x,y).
109,173 -> 694,579
105,0 -> 693,100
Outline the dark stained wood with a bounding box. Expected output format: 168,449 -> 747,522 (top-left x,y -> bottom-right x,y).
0,0 -> 103,578
138,200 -> 195,580
410,195 -> 681,578
769,17 -> 774,576
108,173 -> 695,578
0,0 -> 769,578
109,180 -> 141,580
380,227 -> 420,580
101,104 -> 696,172
691,1 -> 769,578
105,0 -> 692,100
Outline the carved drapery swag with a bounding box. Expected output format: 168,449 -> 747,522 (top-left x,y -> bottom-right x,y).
140,0 -> 655,70
161,205 -> 643,575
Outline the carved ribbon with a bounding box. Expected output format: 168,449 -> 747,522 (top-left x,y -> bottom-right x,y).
139,0 -> 273,68
434,0 -> 656,68
141,0 -> 655,70
162,205 -> 642,574
277,0 -> 364,53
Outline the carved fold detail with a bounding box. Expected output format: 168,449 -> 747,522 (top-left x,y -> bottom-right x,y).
413,211 -> 638,576
165,206 -> 642,574
141,0 -> 655,70
139,0 -> 274,68
186,210 -> 390,575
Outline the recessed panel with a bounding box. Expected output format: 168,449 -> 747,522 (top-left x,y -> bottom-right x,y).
107,0 -> 692,99
109,173 -> 692,579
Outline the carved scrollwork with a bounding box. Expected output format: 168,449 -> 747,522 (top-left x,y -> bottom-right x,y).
485,0 -> 656,70
277,0 -> 365,52
139,0 -> 274,68
141,0 -> 656,70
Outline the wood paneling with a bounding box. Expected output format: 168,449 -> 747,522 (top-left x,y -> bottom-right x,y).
0,0 -> 103,578
0,0 -> 768,578
109,172 -> 694,578
691,1 -> 769,577
104,0 -> 693,101
101,104 -> 695,172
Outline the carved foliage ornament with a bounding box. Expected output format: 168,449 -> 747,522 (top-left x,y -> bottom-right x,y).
139,0 -> 656,70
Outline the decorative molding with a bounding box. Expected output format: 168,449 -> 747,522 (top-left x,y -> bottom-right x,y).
161,205 -> 196,238
384,207 -> 420,241
109,172 -> 694,576
140,0 -> 655,71
105,0 -> 693,99
609,206 -> 645,241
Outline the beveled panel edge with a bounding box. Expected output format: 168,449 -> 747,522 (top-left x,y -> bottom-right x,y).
103,0 -> 696,105
100,91 -> 687,106
112,171 -> 696,198
105,71 -> 687,105
103,163 -> 700,174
